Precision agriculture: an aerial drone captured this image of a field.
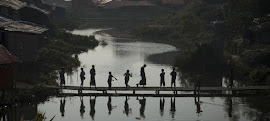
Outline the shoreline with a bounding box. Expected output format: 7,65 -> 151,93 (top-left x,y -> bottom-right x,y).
95,29 -> 134,39
146,51 -> 180,65
95,28 -> 181,66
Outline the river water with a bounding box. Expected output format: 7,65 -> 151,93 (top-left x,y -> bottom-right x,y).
3,28 -> 269,121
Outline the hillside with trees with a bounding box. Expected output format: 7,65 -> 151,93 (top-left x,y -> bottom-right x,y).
131,0 -> 270,85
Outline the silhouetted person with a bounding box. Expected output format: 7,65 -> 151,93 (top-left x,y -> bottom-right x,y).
160,97 -> 165,116
107,96 -> 117,115
137,97 -> 146,118
90,96 -> 96,120
195,74 -> 201,91
59,68 -> 65,88
80,68 -> 85,86
124,70 -> 132,88
137,64 -> 147,87
160,69 -> 165,87
80,96 -> 85,118
79,68 -> 85,93
123,96 -> 132,116
90,65 -> 96,89
60,97 -> 66,117
108,72 -> 117,89
229,67 -> 234,88
107,96 -> 112,115
170,68 -> 177,87
170,97 -> 176,118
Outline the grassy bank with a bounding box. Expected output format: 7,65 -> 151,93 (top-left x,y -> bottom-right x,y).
36,28 -> 98,85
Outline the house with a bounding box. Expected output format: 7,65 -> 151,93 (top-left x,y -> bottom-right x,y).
19,4 -> 50,25
202,0 -> 226,5
0,0 -> 27,18
0,44 -> 18,88
0,0 -> 50,25
0,15 -> 48,82
161,0 -> 184,6
51,6 -> 66,18
72,0 -> 95,8
0,15 -> 48,62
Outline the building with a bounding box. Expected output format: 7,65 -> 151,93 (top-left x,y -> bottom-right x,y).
72,0 -> 94,8
0,0 -> 50,25
19,4 -> 50,25
0,0 -> 27,18
202,0 -> 226,5
51,6 -> 66,18
0,15 -> 48,82
0,15 -> 48,62
0,44 -> 18,88
161,0 -> 184,6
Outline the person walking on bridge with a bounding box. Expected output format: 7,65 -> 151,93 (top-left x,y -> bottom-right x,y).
170,68 -> 177,87
59,68 -> 66,89
124,70 -> 132,88
160,69 -> 165,87
90,65 -> 96,89
108,71 -> 117,89
79,68 -> 85,93
137,64 -> 147,87
229,67 -> 234,88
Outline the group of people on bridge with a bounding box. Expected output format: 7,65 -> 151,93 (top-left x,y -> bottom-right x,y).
59,64 -> 178,89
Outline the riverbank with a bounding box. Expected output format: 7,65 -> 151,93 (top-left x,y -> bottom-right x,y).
129,0 -> 270,86
95,29 -> 134,39
146,51 -> 180,65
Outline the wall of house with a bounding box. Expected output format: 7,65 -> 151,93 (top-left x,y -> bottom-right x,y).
262,31 -> 270,43
0,64 -> 14,88
7,32 -> 38,62
19,7 -> 49,26
0,31 -> 8,47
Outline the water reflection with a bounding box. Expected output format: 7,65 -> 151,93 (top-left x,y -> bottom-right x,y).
90,96 -> 96,120
80,96 -> 85,118
159,97 -> 165,116
123,96 -> 132,116
228,97 -> 232,118
107,96 -> 117,115
194,92 -> 203,116
60,97 -> 66,117
224,96 -> 238,121
137,97 -> 146,119
170,97 -> 176,118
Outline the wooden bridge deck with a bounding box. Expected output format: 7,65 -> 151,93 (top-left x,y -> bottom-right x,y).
56,92 -> 267,97
47,85 -> 270,92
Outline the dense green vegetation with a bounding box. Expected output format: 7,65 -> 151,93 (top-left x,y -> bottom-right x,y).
35,25 -> 98,85
131,0 -> 270,85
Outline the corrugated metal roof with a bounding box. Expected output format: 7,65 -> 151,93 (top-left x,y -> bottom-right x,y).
0,44 -> 19,64
0,0 -> 27,10
0,15 -> 48,34
28,4 -> 50,15
103,1 -> 156,8
162,0 -> 184,5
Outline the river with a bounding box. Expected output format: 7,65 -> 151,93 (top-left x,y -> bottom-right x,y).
2,28 -> 269,121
